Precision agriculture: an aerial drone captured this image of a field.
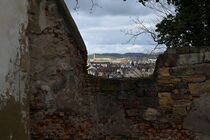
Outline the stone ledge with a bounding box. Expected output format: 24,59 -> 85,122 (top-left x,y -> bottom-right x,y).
177,53 -> 204,66
170,63 -> 210,76
166,47 -> 210,54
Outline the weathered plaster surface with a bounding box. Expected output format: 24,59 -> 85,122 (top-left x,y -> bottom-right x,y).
0,0 -> 27,91
28,0 -> 89,139
0,0 -> 29,139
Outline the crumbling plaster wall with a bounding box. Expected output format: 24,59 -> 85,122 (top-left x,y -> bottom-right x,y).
0,0 -> 29,139
27,0 -> 92,139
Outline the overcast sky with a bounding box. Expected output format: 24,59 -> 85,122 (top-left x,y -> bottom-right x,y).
65,0 -> 161,54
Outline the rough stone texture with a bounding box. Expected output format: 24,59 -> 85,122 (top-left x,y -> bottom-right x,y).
177,52 -> 204,66
158,67 -> 170,77
182,75 -> 206,83
156,47 -> 210,140
173,100 -> 191,116
28,0 -> 90,139
143,108 -> 160,121
158,78 -> 181,84
158,92 -> 173,108
189,80 -> 210,96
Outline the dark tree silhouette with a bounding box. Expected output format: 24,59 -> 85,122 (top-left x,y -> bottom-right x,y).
139,0 -> 210,48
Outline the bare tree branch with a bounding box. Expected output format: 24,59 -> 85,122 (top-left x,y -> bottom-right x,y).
122,0 -> 174,53
72,0 -> 101,13
145,0 -> 176,17
122,18 -> 158,43
89,0 -> 102,13
73,0 -> 79,11
122,17 -> 167,55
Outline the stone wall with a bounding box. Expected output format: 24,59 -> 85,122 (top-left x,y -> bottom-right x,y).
156,47 -> 210,139
27,1 -> 210,139
88,77 -> 159,139
78,48 -> 210,140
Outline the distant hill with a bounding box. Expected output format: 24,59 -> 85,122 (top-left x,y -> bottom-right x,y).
88,53 -> 159,59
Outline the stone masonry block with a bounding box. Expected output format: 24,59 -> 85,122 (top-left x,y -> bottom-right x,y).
177,53 -> 204,66
143,108 -> 160,121
158,92 -> 173,108
173,100 -> 191,115
189,80 -> 210,96
159,67 -> 170,77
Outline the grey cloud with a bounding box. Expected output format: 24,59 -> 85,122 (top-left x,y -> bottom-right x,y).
65,0 -> 154,16
64,0 -> 159,54
82,29 -> 154,45
72,12 -> 157,29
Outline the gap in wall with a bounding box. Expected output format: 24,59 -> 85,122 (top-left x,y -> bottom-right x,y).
65,0 -> 164,78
